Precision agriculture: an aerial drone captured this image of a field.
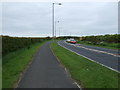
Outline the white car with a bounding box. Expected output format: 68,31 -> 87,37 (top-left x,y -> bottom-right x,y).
66,39 -> 71,42
66,38 -> 77,44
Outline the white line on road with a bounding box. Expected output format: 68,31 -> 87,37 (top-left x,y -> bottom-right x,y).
64,41 -> 120,57
74,82 -> 82,90
58,41 -> 120,73
50,45 -> 82,90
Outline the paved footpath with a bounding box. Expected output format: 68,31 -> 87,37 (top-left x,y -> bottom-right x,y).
17,41 -> 78,88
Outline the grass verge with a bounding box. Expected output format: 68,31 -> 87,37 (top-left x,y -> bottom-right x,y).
77,41 -> 119,50
50,41 -> 119,88
2,41 -> 47,88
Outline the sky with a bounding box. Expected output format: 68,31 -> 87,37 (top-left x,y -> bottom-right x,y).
1,2 -> 118,37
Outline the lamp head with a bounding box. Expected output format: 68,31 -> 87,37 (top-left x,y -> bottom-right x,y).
58,3 -> 62,5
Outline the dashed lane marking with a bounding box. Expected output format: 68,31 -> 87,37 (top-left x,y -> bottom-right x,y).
64,41 -> 120,57
58,41 -> 120,73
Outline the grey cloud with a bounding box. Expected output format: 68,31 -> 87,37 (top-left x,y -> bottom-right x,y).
2,2 -> 118,37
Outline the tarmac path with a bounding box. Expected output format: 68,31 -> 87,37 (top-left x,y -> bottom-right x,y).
17,41 -> 79,88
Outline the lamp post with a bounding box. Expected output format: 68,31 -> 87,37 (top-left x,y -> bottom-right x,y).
59,27 -> 62,37
55,21 -> 59,38
52,3 -> 61,41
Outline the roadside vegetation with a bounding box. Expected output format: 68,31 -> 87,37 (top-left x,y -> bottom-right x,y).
2,36 -> 50,56
50,41 -> 119,88
2,36 -> 50,88
78,34 -> 120,50
77,41 -> 119,50
55,34 -> 120,50
0,36 -> 2,89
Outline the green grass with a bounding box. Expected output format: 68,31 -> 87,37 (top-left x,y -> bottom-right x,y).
50,41 -> 119,88
77,41 -> 119,50
3,41 -> 47,88
0,59 -> 2,90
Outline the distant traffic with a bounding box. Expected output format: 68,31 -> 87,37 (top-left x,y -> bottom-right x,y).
66,38 -> 77,44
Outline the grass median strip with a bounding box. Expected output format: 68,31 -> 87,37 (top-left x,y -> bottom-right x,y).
50,41 -> 119,88
3,41 -> 47,88
77,41 -> 119,50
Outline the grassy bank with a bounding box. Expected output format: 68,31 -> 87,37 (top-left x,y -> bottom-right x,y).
50,41 -> 119,88
77,41 -> 119,50
3,41 -> 47,88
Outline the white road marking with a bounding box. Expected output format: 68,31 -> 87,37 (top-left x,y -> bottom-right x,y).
74,82 -> 82,90
64,41 -> 120,57
50,45 -> 82,89
58,41 -> 120,73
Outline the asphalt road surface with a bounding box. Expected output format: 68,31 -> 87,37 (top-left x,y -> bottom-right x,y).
17,41 -> 79,88
58,40 -> 119,73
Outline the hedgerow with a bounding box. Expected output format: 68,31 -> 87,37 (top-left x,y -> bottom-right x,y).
2,36 -> 51,56
81,34 -> 120,43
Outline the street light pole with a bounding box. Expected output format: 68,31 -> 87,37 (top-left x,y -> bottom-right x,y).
52,3 -> 54,41
52,3 -> 61,41
59,27 -> 61,37
55,21 -> 59,38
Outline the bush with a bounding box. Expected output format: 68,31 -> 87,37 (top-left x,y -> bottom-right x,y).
82,34 -> 120,44
2,36 -> 49,56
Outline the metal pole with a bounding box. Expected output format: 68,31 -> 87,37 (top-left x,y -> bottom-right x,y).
52,3 -> 61,40
55,21 -> 56,38
55,21 -> 59,38
59,27 -> 60,36
52,3 -> 54,41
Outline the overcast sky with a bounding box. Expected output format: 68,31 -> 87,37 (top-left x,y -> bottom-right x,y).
1,2 -> 118,37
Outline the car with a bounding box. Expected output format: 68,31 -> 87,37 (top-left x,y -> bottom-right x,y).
70,40 -> 77,44
66,39 -> 70,42
66,38 -> 77,44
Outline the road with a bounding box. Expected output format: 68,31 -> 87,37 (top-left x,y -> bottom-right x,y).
58,40 -> 119,73
17,41 -> 79,88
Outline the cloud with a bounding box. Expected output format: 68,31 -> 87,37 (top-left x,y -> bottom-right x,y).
2,2 -> 118,37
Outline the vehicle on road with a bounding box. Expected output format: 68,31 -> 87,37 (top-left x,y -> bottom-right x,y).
66,38 -> 77,44
70,40 -> 77,44
66,39 -> 71,43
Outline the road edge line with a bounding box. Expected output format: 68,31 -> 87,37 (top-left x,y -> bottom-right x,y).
64,41 -> 120,57
58,41 -> 120,73
49,43 -> 82,90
